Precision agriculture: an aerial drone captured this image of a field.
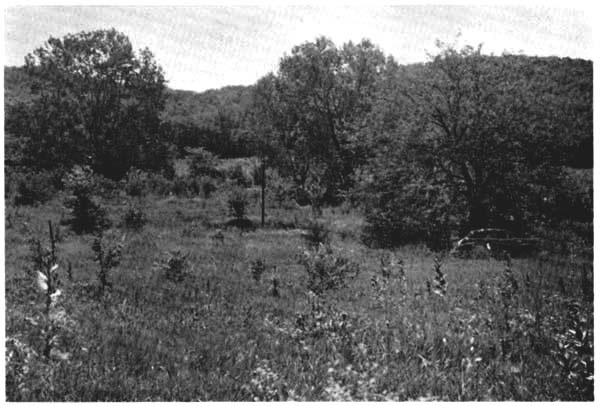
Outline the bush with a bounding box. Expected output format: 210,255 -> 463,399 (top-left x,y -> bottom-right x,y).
227,164 -> 252,187
267,169 -> 297,209
145,172 -> 173,196
299,243 -> 360,294
303,218 -> 330,248
249,259 -> 267,282
200,176 -> 218,198
361,171 -> 456,250
156,250 -> 188,282
189,148 -> 221,179
123,168 -> 148,197
8,169 -> 58,206
92,231 -> 123,293
171,176 -> 200,197
251,163 -> 264,186
121,204 -> 147,231
63,166 -> 110,234
228,187 -> 248,220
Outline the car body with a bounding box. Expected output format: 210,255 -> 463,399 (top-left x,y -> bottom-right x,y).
450,228 -> 539,258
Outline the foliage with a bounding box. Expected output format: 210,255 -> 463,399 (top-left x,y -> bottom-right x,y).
303,218 -> 331,248
7,169 -> 59,206
359,43 -> 589,241
62,166 -> 110,234
251,37 -> 388,203
200,176 -> 218,198
227,187 -> 249,220
552,299 -> 594,399
226,164 -> 253,187
28,222 -> 62,358
156,250 -> 188,282
121,204 -> 148,231
188,147 -> 221,179
360,161 -> 457,249
8,29 -> 168,179
299,243 -> 360,294
124,168 -> 148,197
91,232 -> 123,293
249,259 -> 267,283
161,85 -> 255,158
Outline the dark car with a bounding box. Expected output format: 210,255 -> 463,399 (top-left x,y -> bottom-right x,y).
450,228 -> 539,258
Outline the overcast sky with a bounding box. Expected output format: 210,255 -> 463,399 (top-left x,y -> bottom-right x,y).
4,5 -> 593,92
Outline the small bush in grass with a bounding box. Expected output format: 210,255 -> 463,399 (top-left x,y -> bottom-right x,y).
299,243 -> 360,294
303,218 -> 330,248
121,204 -> 147,231
63,166 -> 110,234
11,169 -> 58,206
145,172 -> 173,196
200,176 -> 218,198
92,232 -> 123,293
189,148 -> 221,179
157,250 -> 188,282
249,259 -> 267,282
123,168 -> 148,197
228,187 -> 248,220
227,164 -> 252,187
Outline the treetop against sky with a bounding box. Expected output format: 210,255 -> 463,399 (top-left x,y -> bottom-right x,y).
4,5 -> 593,92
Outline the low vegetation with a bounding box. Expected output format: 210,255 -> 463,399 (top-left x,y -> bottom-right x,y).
5,182 -> 593,401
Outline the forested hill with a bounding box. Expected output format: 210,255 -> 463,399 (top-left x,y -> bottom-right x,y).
4,54 -> 592,166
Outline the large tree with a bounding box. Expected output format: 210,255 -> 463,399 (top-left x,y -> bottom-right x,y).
252,37 -> 388,204
362,43 -> 580,243
8,28 -> 168,179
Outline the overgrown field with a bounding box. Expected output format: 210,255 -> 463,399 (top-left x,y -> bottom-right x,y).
5,188 -> 593,401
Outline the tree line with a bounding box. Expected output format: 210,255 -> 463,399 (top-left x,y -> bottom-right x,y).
5,29 -> 593,247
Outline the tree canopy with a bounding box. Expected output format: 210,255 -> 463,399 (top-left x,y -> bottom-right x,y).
252,37 -> 389,204
359,42 -> 592,245
6,28 -> 168,179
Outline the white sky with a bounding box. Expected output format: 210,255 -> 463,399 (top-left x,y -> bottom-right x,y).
3,5 -> 594,92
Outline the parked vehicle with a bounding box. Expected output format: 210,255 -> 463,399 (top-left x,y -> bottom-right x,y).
451,228 -> 539,258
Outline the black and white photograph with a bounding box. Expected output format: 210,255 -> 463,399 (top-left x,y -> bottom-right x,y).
3,4 -> 594,401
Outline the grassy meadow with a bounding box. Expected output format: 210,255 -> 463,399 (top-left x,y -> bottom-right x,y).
5,171 -> 594,401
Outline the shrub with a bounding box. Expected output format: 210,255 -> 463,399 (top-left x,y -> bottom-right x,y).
63,166 -> 110,234
123,168 -> 148,197
9,169 -> 58,206
145,172 -> 173,196
200,176 -> 218,198
227,164 -> 252,187
228,187 -> 248,220
90,172 -> 120,198
361,172 -> 456,250
121,204 -> 147,231
303,218 -> 330,248
266,169 -> 297,209
171,176 -> 202,197
299,243 -> 360,294
91,232 -> 123,293
251,163 -> 264,186
189,148 -> 221,179
249,259 -> 267,282
156,250 -> 188,282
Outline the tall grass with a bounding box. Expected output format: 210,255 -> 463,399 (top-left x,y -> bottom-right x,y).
5,191 -> 594,400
